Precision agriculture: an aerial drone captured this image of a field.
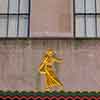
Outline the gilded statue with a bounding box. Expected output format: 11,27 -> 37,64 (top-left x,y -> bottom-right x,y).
39,48 -> 64,91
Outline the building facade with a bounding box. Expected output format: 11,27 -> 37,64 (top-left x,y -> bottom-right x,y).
0,0 -> 100,91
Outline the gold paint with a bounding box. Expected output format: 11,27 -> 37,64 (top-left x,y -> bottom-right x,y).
39,48 -> 64,91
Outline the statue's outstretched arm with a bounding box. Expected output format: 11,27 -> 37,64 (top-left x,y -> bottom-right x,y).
53,56 -> 63,63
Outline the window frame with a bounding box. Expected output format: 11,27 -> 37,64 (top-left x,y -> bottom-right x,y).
73,0 -> 100,39
0,0 -> 31,38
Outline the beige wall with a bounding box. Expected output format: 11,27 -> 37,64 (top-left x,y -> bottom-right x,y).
0,39 -> 100,91
0,0 -> 99,92
30,0 -> 73,37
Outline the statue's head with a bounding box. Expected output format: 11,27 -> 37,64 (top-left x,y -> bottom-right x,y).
46,48 -> 55,56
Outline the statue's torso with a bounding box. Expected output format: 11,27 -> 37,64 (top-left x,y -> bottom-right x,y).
39,55 -> 55,73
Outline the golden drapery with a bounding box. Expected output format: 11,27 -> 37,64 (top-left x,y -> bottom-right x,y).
45,65 -> 63,88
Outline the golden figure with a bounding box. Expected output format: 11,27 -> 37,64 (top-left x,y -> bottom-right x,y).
39,48 -> 64,91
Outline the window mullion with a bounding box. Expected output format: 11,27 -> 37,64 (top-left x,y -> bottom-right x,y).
7,0 -> 10,37
84,0 -> 87,37
27,0 -> 31,37
17,0 -> 20,37
95,0 -> 98,37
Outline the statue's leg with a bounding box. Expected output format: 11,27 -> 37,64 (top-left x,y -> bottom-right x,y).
45,74 -> 50,91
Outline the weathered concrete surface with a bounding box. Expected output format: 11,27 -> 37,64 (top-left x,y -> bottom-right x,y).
0,39 -> 100,91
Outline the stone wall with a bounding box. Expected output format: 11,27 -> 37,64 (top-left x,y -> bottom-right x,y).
0,39 -> 100,91
30,0 -> 73,37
